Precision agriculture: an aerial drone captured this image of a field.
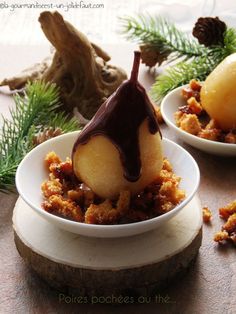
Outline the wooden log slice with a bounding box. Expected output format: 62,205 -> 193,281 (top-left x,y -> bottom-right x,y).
13,196 -> 202,297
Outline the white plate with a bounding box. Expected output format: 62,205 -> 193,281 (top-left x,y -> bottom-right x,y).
15,131 -> 200,238
161,85 -> 236,156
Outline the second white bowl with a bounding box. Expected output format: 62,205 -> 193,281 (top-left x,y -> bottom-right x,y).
161,85 -> 236,156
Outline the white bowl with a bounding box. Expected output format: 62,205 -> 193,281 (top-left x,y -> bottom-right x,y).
161,85 -> 236,156
15,131 -> 200,238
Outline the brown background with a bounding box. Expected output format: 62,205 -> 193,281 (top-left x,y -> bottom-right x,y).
0,45 -> 235,314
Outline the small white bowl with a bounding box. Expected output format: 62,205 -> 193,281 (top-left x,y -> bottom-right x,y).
161,85 -> 236,156
15,131 -> 200,238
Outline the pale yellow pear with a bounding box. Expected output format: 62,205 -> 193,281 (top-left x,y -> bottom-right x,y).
73,119 -> 163,199
201,53 -> 236,131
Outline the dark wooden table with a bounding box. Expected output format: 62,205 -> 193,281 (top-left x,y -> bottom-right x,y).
0,45 -> 235,314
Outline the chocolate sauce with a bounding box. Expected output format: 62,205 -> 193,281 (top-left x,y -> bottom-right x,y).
72,51 -> 161,182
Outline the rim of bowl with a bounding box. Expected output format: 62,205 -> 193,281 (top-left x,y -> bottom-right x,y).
161,85 -> 236,149
15,133 -> 200,231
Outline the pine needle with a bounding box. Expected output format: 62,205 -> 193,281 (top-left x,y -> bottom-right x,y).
151,28 -> 236,102
120,14 -> 207,62
0,81 -> 80,192
121,15 -> 236,102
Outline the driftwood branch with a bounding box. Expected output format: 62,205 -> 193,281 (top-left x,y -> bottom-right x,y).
1,11 -> 127,119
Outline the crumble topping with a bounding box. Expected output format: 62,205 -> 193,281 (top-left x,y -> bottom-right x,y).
41,152 -> 185,225
175,79 -> 236,143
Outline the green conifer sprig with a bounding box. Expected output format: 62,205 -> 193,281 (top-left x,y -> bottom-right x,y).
151,28 -> 236,102
120,15 -> 207,62
121,15 -> 236,102
0,81 -> 80,192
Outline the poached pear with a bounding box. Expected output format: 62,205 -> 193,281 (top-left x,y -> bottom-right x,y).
72,51 -> 163,199
201,53 -> 236,131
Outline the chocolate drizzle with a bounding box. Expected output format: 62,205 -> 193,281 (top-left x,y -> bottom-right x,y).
72,51 -> 161,182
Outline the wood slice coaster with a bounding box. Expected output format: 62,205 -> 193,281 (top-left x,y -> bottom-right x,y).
13,196 -> 202,297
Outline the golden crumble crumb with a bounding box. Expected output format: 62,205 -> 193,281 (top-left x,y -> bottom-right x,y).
176,80 -> 236,144
85,200 -> 118,224
158,169 -> 180,184
214,200 -> 236,246
49,158 -> 73,179
222,213 -> 236,234
159,180 -> 185,205
202,206 -> 212,223
42,194 -> 83,222
219,200 -> 236,219
187,97 -> 202,115
179,113 -> 202,135
214,230 -> 229,243
45,151 -> 61,169
162,158 -> 173,172
160,201 -> 175,213
174,111 -> 184,127
41,178 -> 63,198
67,189 -> 84,202
41,154 -> 185,225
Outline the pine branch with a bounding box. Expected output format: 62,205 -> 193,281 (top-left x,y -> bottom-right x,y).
0,81 -> 80,192
150,28 -> 236,102
150,56 -> 217,102
120,15 -> 207,61
121,15 -> 236,102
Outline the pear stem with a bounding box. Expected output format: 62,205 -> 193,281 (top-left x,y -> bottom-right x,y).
130,51 -> 141,83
